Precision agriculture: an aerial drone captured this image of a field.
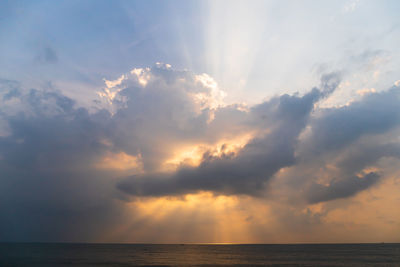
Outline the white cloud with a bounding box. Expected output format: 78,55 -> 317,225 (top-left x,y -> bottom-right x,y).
356,88 -> 376,96
342,0 -> 360,13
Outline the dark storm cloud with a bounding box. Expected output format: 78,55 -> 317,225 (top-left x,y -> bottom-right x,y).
291,87 -> 400,203
336,143 -> 400,174
0,64 -> 241,241
117,79 -> 337,197
0,85 -> 125,241
300,140 -> 400,204
302,86 -> 400,155
117,72 -> 400,202
306,172 -> 381,204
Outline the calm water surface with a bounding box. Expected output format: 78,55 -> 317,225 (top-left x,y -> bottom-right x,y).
0,243 -> 399,266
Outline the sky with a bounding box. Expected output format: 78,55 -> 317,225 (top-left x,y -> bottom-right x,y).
0,0 -> 400,243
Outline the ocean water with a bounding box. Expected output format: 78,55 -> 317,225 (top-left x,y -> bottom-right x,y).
0,243 -> 399,266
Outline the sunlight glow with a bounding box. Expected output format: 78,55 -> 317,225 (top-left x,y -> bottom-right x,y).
123,192 -> 267,243
162,132 -> 255,171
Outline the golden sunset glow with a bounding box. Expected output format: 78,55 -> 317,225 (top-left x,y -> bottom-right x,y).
120,192 -> 269,243
162,133 -> 255,171
2,0 -> 400,248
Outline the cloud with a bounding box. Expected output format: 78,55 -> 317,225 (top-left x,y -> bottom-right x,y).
307,172 -> 380,204
35,46 -> 58,64
0,64 -> 235,241
342,0 -> 360,13
1,79 -> 21,101
1,64 -> 399,242
0,87 -> 122,241
115,70 -> 400,203
117,85 -> 330,197
279,87 -> 400,204
301,87 -> 400,155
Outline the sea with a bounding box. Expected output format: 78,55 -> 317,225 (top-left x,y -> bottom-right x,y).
0,243 -> 399,266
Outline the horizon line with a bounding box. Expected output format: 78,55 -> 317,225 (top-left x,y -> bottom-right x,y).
0,242 -> 396,245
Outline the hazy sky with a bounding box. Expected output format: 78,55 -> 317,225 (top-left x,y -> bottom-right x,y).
0,0 -> 400,243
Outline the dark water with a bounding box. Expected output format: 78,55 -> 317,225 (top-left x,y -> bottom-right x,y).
0,243 -> 399,266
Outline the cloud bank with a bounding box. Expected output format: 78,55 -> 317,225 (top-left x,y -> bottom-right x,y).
1,64 -> 400,241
